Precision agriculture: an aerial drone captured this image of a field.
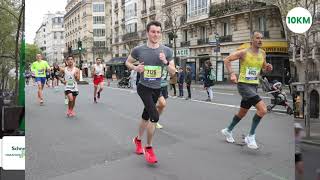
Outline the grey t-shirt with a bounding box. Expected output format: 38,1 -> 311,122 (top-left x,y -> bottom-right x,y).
131,44 -> 173,89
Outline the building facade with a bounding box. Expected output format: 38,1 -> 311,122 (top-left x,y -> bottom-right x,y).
64,0 -> 112,67
291,2 -> 320,120
34,11 -> 65,65
109,0 -> 162,77
162,0 -> 288,83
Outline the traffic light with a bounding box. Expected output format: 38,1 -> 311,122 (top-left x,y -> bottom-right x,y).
77,41 -> 82,51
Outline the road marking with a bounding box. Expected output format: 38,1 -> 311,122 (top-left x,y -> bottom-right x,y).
260,169 -> 288,180
108,87 -> 289,114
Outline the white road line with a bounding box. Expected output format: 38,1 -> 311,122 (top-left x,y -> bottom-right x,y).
108,87 -> 289,114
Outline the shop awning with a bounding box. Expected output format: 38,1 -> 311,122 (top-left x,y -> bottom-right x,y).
237,41 -> 288,53
106,57 -> 127,65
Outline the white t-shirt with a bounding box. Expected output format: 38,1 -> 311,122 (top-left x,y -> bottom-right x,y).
94,64 -> 105,76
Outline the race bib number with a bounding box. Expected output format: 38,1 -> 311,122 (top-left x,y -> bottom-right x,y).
66,80 -> 75,89
38,69 -> 44,75
144,66 -> 161,81
245,67 -> 259,80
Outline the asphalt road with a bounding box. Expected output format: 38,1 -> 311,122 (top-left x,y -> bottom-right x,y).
26,83 -> 294,180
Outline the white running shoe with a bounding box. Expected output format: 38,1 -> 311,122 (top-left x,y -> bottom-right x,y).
244,134 -> 259,149
221,128 -> 235,143
64,98 -> 68,105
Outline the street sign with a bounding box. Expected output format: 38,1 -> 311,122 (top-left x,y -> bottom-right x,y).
209,38 -> 216,45
297,84 -> 305,91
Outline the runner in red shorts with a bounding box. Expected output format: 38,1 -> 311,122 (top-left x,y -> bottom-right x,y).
93,58 -> 105,103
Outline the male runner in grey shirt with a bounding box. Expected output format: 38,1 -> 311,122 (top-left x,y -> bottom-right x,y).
125,21 -> 176,164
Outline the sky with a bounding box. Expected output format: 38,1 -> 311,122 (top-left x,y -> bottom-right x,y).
25,0 -> 66,44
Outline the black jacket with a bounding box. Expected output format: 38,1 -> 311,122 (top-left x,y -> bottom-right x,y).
185,72 -> 192,84
204,67 -> 214,87
178,72 -> 185,84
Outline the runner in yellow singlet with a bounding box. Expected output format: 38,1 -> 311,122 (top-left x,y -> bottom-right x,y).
221,31 -> 273,149
31,54 -> 50,105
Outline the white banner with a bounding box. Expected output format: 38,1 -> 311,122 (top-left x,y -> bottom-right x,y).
2,136 -> 25,170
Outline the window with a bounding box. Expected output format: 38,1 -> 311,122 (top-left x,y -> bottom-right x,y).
125,3 -> 137,19
54,32 -> 57,39
93,41 -> 106,47
258,17 -> 266,32
93,16 -> 105,24
184,30 -> 188,41
93,29 -> 105,37
126,23 -> 137,33
93,4 -> 105,12
200,26 -> 206,39
223,22 -> 229,36
188,0 -> 207,17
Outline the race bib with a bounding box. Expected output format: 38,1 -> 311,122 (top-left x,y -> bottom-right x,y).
66,80 -> 75,89
38,69 -> 44,75
245,67 -> 259,80
144,66 -> 161,81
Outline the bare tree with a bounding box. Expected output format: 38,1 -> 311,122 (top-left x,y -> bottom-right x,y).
164,7 -> 184,66
271,0 -> 319,137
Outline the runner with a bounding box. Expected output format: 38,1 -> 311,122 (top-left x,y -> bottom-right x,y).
92,58 -> 105,103
125,21 -> 176,164
221,31 -> 273,149
155,63 -> 173,129
59,56 -> 80,117
31,54 -> 50,105
52,63 -> 61,89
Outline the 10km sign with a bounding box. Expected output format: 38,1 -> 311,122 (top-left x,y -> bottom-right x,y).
286,7 -> 312,34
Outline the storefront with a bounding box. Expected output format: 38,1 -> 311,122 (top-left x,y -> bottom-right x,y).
237,41 -> 290,84
105,57 -> 128,79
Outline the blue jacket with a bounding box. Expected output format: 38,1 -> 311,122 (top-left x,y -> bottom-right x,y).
178,72 -> 185,84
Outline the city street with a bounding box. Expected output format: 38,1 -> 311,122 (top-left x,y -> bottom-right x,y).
302,144 -> 320,180
26,82 -> 294,180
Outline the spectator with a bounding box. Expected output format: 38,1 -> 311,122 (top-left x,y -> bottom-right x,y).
185,66 -> 192,100
178,67 -> 185,97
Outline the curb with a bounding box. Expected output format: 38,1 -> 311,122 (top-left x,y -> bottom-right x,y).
301,139 -> 320,146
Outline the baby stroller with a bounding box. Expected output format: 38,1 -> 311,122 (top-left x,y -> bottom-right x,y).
117,75 -> 131,88
260,77 -> 293,115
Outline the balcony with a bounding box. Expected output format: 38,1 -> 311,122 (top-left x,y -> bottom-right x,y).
180,15 -> 187,24
197,38 -> 209,45
210,0 -> 267,17
219,35 -> 232,43
122,32 -> 139,41
180,41 -> 190,47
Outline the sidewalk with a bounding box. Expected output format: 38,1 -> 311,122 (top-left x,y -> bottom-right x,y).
295,118 -> 320,146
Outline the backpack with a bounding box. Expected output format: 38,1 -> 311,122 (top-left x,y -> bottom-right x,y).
209,68 -> 216,81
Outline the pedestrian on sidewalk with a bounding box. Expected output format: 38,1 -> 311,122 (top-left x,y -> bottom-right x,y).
169,70 -> 177,96
125,21 -> 176,164
178,67 -> 185,97
204,60 -> 214,102
221,31 -> 273,150
295,123 -> 304,180
60,55 -> 80,117
92,58 -> 105,103
185,66 -> 192,100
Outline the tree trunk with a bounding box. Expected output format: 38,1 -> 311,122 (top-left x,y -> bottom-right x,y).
14,3 -> 23,104
174,35 -> 177,66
